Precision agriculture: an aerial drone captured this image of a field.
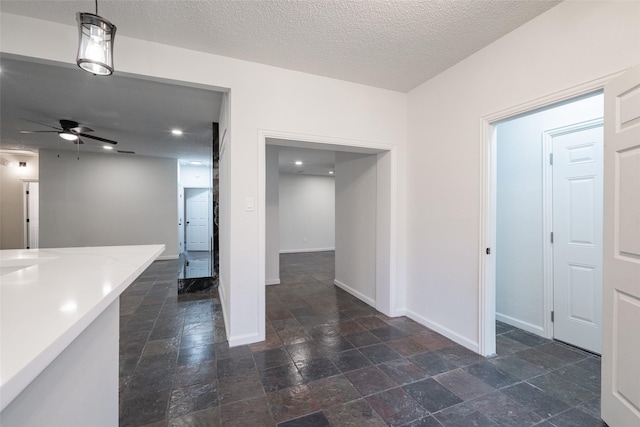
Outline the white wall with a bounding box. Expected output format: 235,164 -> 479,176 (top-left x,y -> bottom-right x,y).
0,154 -> 38,249
335,152 -> 377,305
496,93 -> 604,335
39,150 -> 178,258
279,173 -> 335,253
265,146 -> 280,284
0,17 -> 408,346
180,164 -> 211,188
406,0 -> 640,351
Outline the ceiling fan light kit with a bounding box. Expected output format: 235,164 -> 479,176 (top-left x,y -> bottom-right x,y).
76,0 -> 116,76
59,132 -> 78,141
20,119 -> 118,146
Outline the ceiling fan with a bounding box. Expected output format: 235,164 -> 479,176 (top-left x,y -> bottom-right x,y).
20,119 -> 118,145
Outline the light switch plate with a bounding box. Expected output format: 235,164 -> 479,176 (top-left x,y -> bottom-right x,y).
245,197 -> 254,211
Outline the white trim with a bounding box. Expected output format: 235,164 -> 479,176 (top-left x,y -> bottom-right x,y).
405,308 -> 479,353
542,130 -> 555,340
279,247 -> 335,254
228,332 -> 261,347
478,122 -> 497,356
263,129 -> 395,153
266,279 -> 280,286
496,312 -> 545,337
479,72 -> 621,357
333,279 -> 376,307
219,128 -> 228,159
218,277 -> 231,344
156,255 -> 179,261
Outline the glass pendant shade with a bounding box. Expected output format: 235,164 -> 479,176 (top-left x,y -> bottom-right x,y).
76,12 -> 116,76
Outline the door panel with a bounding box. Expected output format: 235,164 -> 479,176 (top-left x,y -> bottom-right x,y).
552,124 -> 603,354
618,149 -> 640,256
567,264 -> 597,324
185,188 -> 210,251
602,65 -> 640,427
567,176 -> 597,244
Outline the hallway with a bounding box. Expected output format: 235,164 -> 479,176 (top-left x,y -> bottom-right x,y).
119,252 -> 604,426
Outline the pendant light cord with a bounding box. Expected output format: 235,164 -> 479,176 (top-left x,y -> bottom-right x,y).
95,0 -> 98,15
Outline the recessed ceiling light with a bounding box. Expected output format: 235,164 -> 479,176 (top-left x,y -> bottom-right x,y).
329,171 -> 334,175
295,160 -> 303,166
190,161 -> 202,165
103,145 -> 113,150
171,129 -> 183,136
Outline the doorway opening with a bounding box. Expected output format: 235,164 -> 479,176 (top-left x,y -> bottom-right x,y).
259,131 -> 398,342
494,92 -> 603,354
177,122 -> 220,293
480,82 -> 610,356
23,180 -> 39,249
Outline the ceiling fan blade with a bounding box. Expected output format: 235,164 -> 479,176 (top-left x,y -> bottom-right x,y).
19,118 -> 62,131
71,126 -> 94,133
20,130 -> 58,134
78,133 -> 118,145
74,137 -> 85,145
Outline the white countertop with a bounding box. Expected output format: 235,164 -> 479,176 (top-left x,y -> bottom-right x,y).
0,245 -> 164,411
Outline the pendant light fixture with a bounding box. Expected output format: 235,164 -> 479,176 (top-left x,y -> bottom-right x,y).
76,0 -> 117,76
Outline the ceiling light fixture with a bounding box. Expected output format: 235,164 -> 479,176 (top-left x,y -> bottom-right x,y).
59,132 -> 79,141
295,160 -> 303,166
190,161 -> 203,165
329,171 -> 334,175
171,129 -> 183,136
103,145 -> 114,150
76,0 -> 117,76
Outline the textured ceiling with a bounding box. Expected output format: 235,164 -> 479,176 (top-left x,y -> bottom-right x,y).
1,0 -> 561,92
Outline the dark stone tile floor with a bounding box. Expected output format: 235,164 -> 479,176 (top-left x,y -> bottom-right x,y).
119,251 -> 605,426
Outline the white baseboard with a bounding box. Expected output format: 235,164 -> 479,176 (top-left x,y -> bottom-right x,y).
496,312 -> 545,337
228,332 -> 262,347
157,254 -> 179,260
405,308 -> 479,354
280,247 -> 335,254
392,308 -> 407,317
217,278 -> 230,342
266,278 -> 280,285
333,279 -> 376,307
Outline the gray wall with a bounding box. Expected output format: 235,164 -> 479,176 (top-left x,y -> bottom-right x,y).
39,150 -> 178,258
335,152 -> 377,305
279,173 -> 335,253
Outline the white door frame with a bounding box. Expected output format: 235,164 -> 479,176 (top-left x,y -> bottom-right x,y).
478,72 -> 623,356
258,129 -> 399,340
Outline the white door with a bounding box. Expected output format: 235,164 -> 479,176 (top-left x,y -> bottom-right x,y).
26,182 -> 39,249
552,123 -> 603,354
178,185 -> 185,254
186,259 -> 211,278
185,188 -> 210,251
601,66 -> 640,427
